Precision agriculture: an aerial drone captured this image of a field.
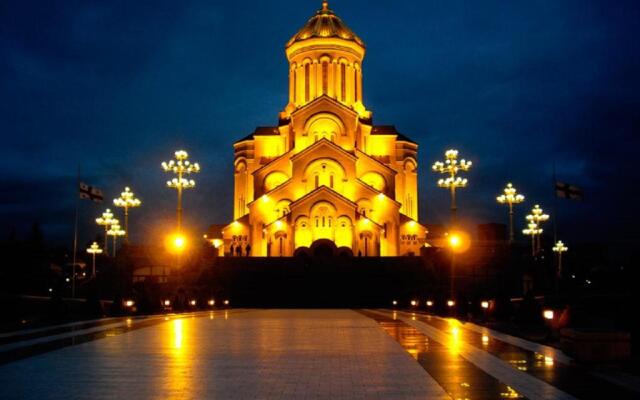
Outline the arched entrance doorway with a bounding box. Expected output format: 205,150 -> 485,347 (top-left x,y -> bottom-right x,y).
310,239 -> 337,258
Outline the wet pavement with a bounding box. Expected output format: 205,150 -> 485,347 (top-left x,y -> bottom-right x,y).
0,309 -> 637,399
399,311 -> 637,399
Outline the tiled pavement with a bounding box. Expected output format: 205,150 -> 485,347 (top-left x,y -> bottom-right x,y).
0,309 -> 637,399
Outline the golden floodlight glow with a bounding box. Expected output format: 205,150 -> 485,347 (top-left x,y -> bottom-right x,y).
166,233 -> 188,254
449,234 -> 461,248
446,230 -> 471,253
543,309 -> 554,320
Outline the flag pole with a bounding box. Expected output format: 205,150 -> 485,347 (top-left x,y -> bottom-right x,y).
71,165 -> 80,298
552,160 -> 558,244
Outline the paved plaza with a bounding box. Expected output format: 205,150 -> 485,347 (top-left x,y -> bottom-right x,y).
0,309 -> 638,399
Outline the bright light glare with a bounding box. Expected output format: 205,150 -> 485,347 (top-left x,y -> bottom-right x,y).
449,234 -> 461,248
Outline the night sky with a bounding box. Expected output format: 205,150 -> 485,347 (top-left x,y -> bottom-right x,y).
2,0 -> 639,249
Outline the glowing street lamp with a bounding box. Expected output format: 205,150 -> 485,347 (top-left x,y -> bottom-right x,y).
162,150 -> 200,231
96,209 -> 116,255
86,242 -> 103,277
526,204 -> 549,254
432,149 -> 472,226
552,240 -> 568,292
113,186 -> 141,243
496,183 -> 525,243
172,234 -> 186,253
446,230 -> 470,300
522,222 -> 542,256
107,222 -> 126,257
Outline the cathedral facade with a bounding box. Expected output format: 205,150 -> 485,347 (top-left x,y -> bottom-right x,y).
222,1 -> 427,257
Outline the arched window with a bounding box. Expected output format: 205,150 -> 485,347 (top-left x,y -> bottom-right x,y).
354,68 -> 358,102
322,62 -> 328,95
293,68 -> 297,102
360,171 -> 387,192
263,171 -> 289,192
305,63 -> 310,102
329,174 -> 334,188
340,64 -> 346,101
315,175 -> 319,188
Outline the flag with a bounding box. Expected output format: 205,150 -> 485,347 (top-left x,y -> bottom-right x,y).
555,182 -> 583,200
79,182 -> 104,202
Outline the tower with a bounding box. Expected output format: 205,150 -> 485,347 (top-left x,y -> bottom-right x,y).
223,2 -> 426,257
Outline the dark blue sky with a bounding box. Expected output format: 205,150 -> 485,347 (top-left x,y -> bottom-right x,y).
2,0 -> 639,247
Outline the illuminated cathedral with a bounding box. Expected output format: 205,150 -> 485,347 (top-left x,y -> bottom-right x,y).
221,1 -> 427,257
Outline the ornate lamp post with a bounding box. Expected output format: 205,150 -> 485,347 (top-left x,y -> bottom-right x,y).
113,186 -> 141,243
432,149 -> 472,227
526,204 -> 549,254
86,242 -> 103,277
522,222 -> 542,256
552,240 -> 568,293
107,222 -> 125,257
162,150 -> 200,231
496,183 -> 525,243
96,209 -> 116,255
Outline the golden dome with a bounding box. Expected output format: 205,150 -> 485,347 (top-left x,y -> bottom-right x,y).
286,1 -> 365,48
